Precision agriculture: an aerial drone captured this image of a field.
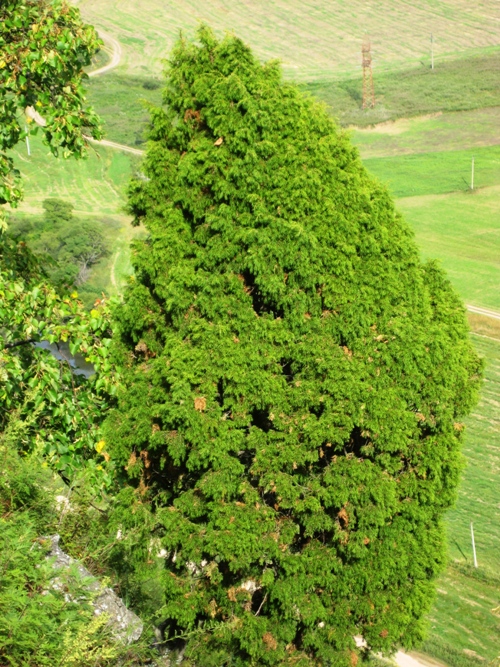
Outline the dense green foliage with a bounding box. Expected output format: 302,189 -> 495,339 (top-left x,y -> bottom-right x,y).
0,233 -> 116,483
0,440 -> 160,666
10,198 -> 109,288
0,0 -> 101,218
103,28 -> 482,666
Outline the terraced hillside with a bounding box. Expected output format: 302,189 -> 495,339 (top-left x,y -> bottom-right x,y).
75,0 -> 500,79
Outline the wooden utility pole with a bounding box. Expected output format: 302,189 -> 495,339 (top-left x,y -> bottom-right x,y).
470,522 -> 478,568
362,38 -> 375,109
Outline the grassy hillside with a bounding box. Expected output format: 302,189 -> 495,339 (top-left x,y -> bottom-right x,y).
12,134 -> 134,215
305,51 -> 500,126
86,73 -> 162,147
423,333 -> 500,666
10,134 -> 141,298
397,188 -> 500,311
76,0 -> 500,80
350,107 -> 500,312
84,51 -> 500,150
364,145 -> 500,198
351,107 -> 500,158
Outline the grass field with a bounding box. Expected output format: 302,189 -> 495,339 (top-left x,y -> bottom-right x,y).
12,134 -> 135,215
75,0 -> 500,80
349,108 -> 500,312
351,107 -> 500,159
363,145 -> 500,198
307,51 -> 500,126
86,73 -> 162,146
9,133 -> 140,298
422,333 -> 500,666
396,188 -> 500,311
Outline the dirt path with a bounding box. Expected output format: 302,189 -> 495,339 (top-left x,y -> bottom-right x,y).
84,135 -> 145,156
467,304 -> 500,321
396,650 -> 448,667
88,31 -> 122,77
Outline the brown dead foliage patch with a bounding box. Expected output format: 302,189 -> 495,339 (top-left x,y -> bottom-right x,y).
263,632 -> 278,650
184,108 -> 201,123
338,506 -> 349,527
194,396 -> 207,412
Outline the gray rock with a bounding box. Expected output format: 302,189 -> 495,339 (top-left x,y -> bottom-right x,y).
46,535 -> 143,644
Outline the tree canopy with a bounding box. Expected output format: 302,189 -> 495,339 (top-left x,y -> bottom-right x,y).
104,27 -> 482,666
0,234 -> 116,483
0,0 -> 101,220
10,198 -> 109,288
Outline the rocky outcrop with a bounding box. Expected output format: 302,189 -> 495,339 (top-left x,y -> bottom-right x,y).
46,535 -> 143,644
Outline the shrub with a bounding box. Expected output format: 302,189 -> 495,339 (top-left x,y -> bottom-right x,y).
0,445 -> 116,666
105,27 -> 482,666
142,78 -> 161,90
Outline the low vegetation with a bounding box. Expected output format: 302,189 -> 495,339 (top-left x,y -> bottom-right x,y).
422,335 -> 500,665
305,51 -> 500,127
86,73 -> 163,147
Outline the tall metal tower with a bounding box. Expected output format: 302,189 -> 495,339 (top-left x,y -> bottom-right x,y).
362,38 -> 375,109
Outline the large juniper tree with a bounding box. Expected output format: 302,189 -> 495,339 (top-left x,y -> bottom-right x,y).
105,28 -> 482,666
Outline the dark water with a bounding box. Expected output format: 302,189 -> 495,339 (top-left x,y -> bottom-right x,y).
36,341 -> 95,378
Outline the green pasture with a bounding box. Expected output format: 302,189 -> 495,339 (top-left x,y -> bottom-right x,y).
449,335 -> 500,574
12,133 -> 135,215
306,51 -> 500,126
86,73 -> 162,146
423,334 -> 500,665
363,145 -> 500,198
396,187 -> 500,311
351,107 -> 500,159
77,0 -> 500,80
347,100 -> 500,314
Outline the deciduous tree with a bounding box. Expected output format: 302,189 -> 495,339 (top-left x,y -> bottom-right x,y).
0,0 -> 102,221
0,236 -> 116,483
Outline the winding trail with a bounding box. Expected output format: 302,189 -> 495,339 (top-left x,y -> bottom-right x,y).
88,31 -> 122,77
85,135 -> 144,156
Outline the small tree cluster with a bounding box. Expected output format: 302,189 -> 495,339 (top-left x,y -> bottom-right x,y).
104,28 -> 482,666
10,199 -> 109,288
